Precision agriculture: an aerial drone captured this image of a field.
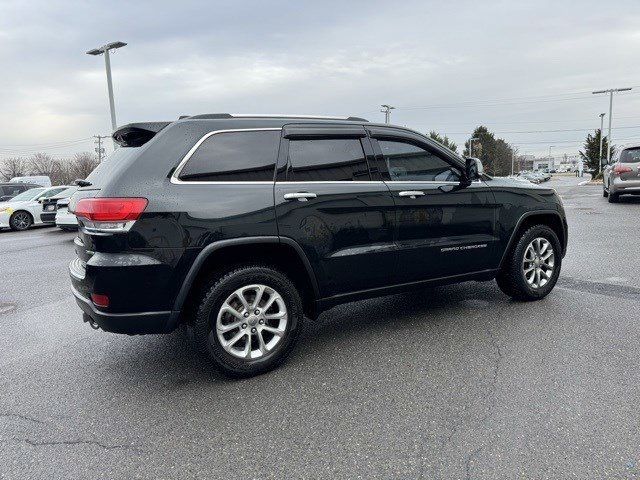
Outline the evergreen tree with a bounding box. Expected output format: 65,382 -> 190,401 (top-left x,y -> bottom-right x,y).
463,126 -> 516,176
579,129 -> 613,177
428,131 -> 457,153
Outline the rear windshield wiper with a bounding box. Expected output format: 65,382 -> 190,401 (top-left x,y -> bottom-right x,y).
74,179 -> 92,187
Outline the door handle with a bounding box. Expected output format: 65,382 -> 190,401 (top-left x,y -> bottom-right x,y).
283,192 -> 318,202
398,190 -> 425,198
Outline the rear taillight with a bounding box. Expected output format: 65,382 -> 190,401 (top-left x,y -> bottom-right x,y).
75,198 -> 148,232
614,164 -> 633,175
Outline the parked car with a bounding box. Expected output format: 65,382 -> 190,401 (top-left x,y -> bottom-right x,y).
0,182 -> 41,201
603,144 -> 640,202
0,186 -> 69,231
55,196 -> 79,231
9,175 -> 52,187
40,186 -> 78,228
68,114 -> 568,377
517,172 -> 540,184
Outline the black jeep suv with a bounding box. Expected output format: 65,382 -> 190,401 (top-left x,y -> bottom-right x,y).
69,114 -> 567,376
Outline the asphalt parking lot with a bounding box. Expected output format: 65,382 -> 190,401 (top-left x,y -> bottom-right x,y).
1,176 -> 639,479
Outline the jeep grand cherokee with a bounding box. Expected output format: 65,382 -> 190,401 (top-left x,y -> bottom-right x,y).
68,114 -> 568,376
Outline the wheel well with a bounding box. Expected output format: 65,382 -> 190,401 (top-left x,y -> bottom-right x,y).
11,210 -> 33,222
179,242 -> 317,323
508,213 -> 566,259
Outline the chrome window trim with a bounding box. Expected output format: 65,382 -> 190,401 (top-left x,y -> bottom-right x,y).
171,128 -> 283,185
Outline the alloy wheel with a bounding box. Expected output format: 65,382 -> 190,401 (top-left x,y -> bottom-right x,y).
12,212 -> 31,230
522,237 -> 555,289
215,284 -> 288,360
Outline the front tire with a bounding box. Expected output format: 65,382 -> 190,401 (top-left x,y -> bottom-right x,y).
9,211 -> 33,231
496,225 -> 562,301
192,265 -> 303,377
603,184 -> 609,197
608,192 -> 620,203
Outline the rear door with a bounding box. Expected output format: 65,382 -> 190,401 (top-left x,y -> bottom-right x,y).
368,126 -> 498,283
274,124 -> 396,298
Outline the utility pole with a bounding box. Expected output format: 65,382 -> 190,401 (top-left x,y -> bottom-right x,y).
468,136 -> 479,158
87,41 -> 128,148
548,145 -> 555,171
592,87 -> 632,166
380,104 -> 395,124
511,150 -> 515,176
598,112 -> 605,174
93,135 -> 108,162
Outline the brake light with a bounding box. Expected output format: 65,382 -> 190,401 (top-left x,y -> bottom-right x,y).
75,198 -> 148,221
614,164 -> 633,175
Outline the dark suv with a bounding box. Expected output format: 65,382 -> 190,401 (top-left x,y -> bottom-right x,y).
68,114 -> 568,376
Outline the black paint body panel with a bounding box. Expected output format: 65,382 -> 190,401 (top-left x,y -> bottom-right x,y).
68,117 -> 567,334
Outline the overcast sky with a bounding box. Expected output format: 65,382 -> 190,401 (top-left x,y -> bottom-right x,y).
1,0 -> 640,159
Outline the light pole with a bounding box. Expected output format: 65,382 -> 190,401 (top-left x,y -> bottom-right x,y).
592,87 -> 632,166
548,145 -> 555,171
468,136 -> 479,158
87,41 -> 127,144
598,112 -> 605,174
380,104 -> 395,124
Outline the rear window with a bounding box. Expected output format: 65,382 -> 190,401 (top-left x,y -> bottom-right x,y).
84,146 -> 142,187
287,139 -> 370,181
178,130 -> 280,182
620,147 -> 640,163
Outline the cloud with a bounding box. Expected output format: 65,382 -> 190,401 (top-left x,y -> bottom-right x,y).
1,0 -> 640,158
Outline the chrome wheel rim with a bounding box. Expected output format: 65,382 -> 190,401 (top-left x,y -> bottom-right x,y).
13,212 -> 30,229
523,237 -> 555,289
215,284 -> 288,360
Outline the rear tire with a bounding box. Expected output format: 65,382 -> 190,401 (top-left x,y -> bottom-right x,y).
608,192 -> 620,203
192,265 -> 303,377
496,225 -> 562,301
9,211 -> 33,231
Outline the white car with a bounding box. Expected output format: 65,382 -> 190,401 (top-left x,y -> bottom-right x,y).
55,196 -> 78,231
0,186 -> 69,231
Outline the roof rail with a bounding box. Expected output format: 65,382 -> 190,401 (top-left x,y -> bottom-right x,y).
184,113 -> 368,122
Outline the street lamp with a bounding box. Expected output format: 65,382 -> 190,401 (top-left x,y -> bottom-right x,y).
598,112 -> 605,174
592,87 -> 632,166
468,137 -> 479,157
548,145 -> 555,171
87,41 -> 127,140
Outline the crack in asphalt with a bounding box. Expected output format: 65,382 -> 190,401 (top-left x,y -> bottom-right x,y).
0,413 -> 45,425
13,437 -> 140,452
465,446 -> 484,480
0,412 -> 142,454
557,276 -> 640,301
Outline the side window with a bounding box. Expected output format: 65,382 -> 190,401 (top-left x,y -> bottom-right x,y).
40,188 -> 66,199
379,140 -> 460,182
287,138 -> 370,181
178,130 -> 280,182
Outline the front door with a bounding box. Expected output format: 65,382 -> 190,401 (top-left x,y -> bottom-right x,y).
369,128 -> 498,284
274,125 -> 396,298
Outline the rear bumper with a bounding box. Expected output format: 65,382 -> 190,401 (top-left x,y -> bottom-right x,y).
71,283 -> 174,335
611,178 -> 640,194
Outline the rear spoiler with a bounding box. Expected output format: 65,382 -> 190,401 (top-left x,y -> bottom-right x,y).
112,122 -> 171,147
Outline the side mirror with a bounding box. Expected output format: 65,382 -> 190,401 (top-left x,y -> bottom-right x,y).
465,157 -> 484,182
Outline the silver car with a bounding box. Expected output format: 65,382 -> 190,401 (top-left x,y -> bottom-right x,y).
603,144 -> 640,202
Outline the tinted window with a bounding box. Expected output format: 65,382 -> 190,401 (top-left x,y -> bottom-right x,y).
620,147 -> 640,164
179,130 -> 280,182
85,146 -> 140,187
379,140 -> 460,182
287,139 -> 370,181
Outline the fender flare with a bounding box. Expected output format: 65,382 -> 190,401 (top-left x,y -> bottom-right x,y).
497,209 -> 566,271
166,236 -> 319,330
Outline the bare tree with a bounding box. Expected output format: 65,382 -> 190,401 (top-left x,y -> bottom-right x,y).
28,152 -> 59,177
0,157 -> 27,181
69,152 -> 99,180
